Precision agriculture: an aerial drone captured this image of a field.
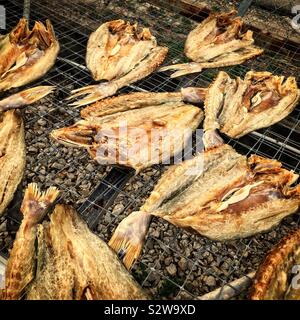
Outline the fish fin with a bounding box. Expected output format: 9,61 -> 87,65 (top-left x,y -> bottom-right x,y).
159,62 -> 203,78
66,82 -> 119,107
0,86 -> 55,112
109,211 -> 151,270
203,129 -> 224,150
20,183 -> 59,222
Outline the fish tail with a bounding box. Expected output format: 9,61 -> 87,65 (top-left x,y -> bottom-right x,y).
66,82 -> 119,107
109,211 -> 152,270
203,129 -> 224,150
159,62 -> 203,78
20,183 -> 59,223
0,86 -> 55,112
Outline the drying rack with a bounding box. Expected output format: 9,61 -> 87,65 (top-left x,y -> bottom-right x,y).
0,0 -> 300,299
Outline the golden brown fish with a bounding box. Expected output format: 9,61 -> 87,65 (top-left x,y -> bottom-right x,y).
110,143 -> 300,269
250,228 -> 300,300
203,71 -> 300,144
1,184 -> 59,300
0,86 -> 55,217
160,11 -> 263,78
0,18 -> 28,77
0,18 -> 59,91
67,20 -> 168,107
26,204 -> 148,300
51,91 -> 203,172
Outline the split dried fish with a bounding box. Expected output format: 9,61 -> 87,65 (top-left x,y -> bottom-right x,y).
110,143 -> 300,269
160,11 -> 263,78
250,228 -> 300,300
0,18 -> 59,91
1,184 -> 148,300
0,86 -> 55,217
203,71 -> 300,144
1,184 -> 59,300
26,203 -> 148,300
67,20 -> 168,107
51,91 -> 203,172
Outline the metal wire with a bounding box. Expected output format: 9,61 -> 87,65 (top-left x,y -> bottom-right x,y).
1,0 -> 300,299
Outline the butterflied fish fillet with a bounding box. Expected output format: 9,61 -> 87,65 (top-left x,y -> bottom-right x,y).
0,86 -> 55,217
109,143 -> 300,269
51,91 -> 203,172
25,204 -> 148,300
0,111 -> 25,217
250,228 -> 300,300
203,71 -> 300,143
67,20 -> 168,107
1,184 -> 59,300
0,18 -> 59,91
160,11 -> 263,78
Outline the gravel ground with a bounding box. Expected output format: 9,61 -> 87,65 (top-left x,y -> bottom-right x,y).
1,0 -> 300,300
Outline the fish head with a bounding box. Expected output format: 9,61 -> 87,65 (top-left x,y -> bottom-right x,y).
9,18 -> 29,44
51,123 -> 96,148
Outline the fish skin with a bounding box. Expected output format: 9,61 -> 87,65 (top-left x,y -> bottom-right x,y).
1,184 -> 59,300
51,93 -> 203,172
0,19 -> 59,91
110,144 -> 300,269
0,111 -> 26,217
250,228 -> 300,300
203,71 -> 300,142
67,20 -> 168,107
159,11 -> 263,78
26,204 -> 148,300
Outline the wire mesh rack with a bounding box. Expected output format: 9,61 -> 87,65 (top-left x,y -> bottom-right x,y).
0,0 -> 300,300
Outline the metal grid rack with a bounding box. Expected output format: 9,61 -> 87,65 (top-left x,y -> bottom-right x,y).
0,0 -> 300,299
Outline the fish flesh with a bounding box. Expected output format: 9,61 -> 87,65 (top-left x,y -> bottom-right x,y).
25,203 -> 148,300
1,184 -> 59,300
110,143 -> 300,269
160,11 -> 263,78
250,228 -> 300,300
51,91 -> 204,172
0,18 -> 59,91
0,86 -> 55,217
203,71 -> 300,142
66,20 -> 168,107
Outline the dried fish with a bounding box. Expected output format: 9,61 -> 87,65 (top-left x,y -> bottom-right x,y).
250,228 -> 300,300
110,143 -> 300,269
67,20 -> 168,107
51,91 -> 203,172
0,18 -> 59,91
203,71 -> 300,143
0,86 -> 55,217
160,11 -> 263,78
1,184 -> 59,300
26,204 -> 148,300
